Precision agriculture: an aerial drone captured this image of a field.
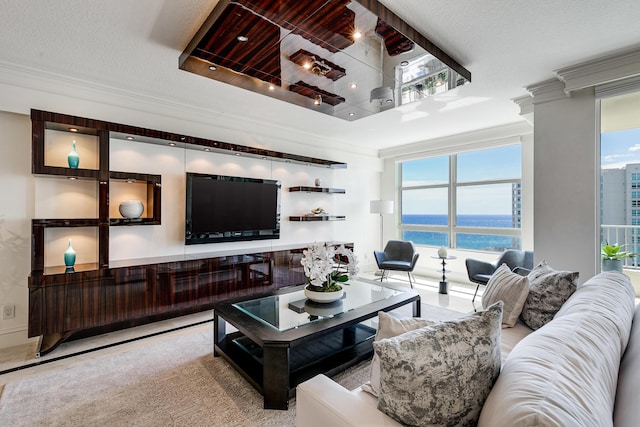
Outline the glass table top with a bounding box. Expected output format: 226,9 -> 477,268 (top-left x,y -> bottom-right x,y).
232,278 -> 403,331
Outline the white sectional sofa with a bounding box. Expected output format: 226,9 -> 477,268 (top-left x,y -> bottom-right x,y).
296,272 -> 639,427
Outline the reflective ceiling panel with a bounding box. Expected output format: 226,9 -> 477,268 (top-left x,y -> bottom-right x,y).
180,0 -> 471,121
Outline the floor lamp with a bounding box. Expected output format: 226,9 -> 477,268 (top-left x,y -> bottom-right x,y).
370,200 -> 394,275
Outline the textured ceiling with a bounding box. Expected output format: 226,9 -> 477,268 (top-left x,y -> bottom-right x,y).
1,0 -> 639,153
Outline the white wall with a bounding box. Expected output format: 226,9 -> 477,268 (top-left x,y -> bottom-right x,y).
0,112 -> 33,347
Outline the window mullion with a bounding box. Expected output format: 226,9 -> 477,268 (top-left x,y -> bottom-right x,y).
450,154 -> 457,248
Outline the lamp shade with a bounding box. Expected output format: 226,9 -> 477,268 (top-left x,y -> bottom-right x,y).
370,200 -> 394,214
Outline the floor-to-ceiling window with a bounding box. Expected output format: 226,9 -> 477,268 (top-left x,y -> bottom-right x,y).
600,90 -> 640,269
400,144 -> 522,252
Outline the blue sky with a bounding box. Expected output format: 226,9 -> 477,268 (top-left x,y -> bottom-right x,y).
402,145 -> 521,215
601,128 -> 640,169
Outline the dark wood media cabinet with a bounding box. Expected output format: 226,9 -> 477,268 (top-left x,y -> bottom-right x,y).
28,245 -> 314,355
28,109 -> 349,356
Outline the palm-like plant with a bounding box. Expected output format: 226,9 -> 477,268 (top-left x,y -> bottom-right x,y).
601,243 -> 636,260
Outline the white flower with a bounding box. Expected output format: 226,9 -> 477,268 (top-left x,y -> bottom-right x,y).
301,242 -> 359,289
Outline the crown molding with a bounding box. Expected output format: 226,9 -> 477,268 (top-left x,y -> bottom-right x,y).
380,121 -> 532,160
555,47 -> 640,93
0,60 -> 379,160
512,94 -> 534,123
525,78 -> 569,104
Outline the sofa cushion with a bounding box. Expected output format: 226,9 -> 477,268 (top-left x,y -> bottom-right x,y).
520,260 -> 578,330
361,311 -> 437,397
478,272 -> 636,427
614,278 -> 640,427
374,302 -> 502,427
482,263 -> 529,327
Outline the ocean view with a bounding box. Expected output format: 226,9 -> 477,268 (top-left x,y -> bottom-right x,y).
402,214 -> 520,251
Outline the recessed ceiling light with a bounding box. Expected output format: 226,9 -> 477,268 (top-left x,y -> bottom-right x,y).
236,35 -> 248,42
168,142 -> 176,146
126,136 -> 134,141
400,61 -> 409,66
353,31 -> 362,39
348,112 -> 355,117
126,179 -> 135,184
69,128 -> 78,132
208,65 -> 217,71
235,153 -> 241,156
350,83 -> 357,89
268,84 -> 275,91
68,177 -> 77,180
204,148 -> 211,152
303,62 -> 312,70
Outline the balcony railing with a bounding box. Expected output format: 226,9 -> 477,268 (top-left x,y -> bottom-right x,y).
601,225 -> 640,269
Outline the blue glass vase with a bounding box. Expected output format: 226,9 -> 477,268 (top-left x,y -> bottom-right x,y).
64,238 -> 76,267
67,140 -> 80,169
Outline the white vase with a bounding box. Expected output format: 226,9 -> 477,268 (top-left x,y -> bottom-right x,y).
437,246 -> 448,258
119,200 -> 144,218
304,286 -> 344,303
602,258 -> 623,273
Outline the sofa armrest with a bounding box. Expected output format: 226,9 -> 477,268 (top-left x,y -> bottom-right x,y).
296,375 -> 401,427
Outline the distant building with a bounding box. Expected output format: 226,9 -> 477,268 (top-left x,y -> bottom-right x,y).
512,183 -> 521,228
601,163 -> 640,225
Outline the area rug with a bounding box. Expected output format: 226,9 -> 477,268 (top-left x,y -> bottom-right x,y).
0,324 -> 371,427
0,301 -> 462,426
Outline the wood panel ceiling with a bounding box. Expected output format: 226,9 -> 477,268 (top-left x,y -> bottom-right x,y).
180,0 -> 471,121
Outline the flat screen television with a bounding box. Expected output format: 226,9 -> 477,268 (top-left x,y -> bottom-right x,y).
185,173 -> 281,244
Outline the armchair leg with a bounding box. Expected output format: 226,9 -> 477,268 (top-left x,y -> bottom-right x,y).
380,270 -> 386,282
407,272 -> 414,289
472,284 -> 481,302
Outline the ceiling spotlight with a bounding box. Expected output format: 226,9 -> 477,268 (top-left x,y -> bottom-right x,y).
126,179 -> 135,184
268,84 -> 275,91
168,142 -> 176,146
400,61 -> 409,66
348,112 -> 355,117
314,95 -> 322,106
236,35 -> 248,42
303,62 -> 312,70
353,31 -> 362,39
68,177 -> 77,180
69,128 -> 78,132
350,83 -> 358,89
208,65 -> 217,71
126,136 -> 134,141
204,148 -> 211,152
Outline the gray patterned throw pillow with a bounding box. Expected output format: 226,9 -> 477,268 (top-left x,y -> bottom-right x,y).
374,302 -> 503,427
520,261 -> 578,330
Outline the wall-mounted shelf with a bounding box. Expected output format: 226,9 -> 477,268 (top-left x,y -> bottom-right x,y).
288,186 -> 345,194
109,171 -> 161,226
289,215 -> 346,222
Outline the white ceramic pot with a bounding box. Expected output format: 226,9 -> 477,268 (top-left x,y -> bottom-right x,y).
304,286 -> 344,303
602,258 -> 623,273
119,200 -> 144,219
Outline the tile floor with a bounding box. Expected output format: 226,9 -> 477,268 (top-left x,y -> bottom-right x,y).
0,273 -> 481,387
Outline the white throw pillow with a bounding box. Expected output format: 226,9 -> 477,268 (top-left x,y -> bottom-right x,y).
482,263 -> 529,328
374,302 -> 503,426
360,311 -> 437,397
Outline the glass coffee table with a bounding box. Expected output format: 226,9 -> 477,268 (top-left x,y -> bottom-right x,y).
213,278 -> 420,409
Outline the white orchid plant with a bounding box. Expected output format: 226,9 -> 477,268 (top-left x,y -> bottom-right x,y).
301,242 -> 359,292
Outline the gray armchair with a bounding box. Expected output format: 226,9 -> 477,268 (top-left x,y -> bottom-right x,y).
374,240 -> 420,288
465,250 -> 534,302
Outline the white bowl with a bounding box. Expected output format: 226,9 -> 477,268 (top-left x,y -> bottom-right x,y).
119,200 -> 144,218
